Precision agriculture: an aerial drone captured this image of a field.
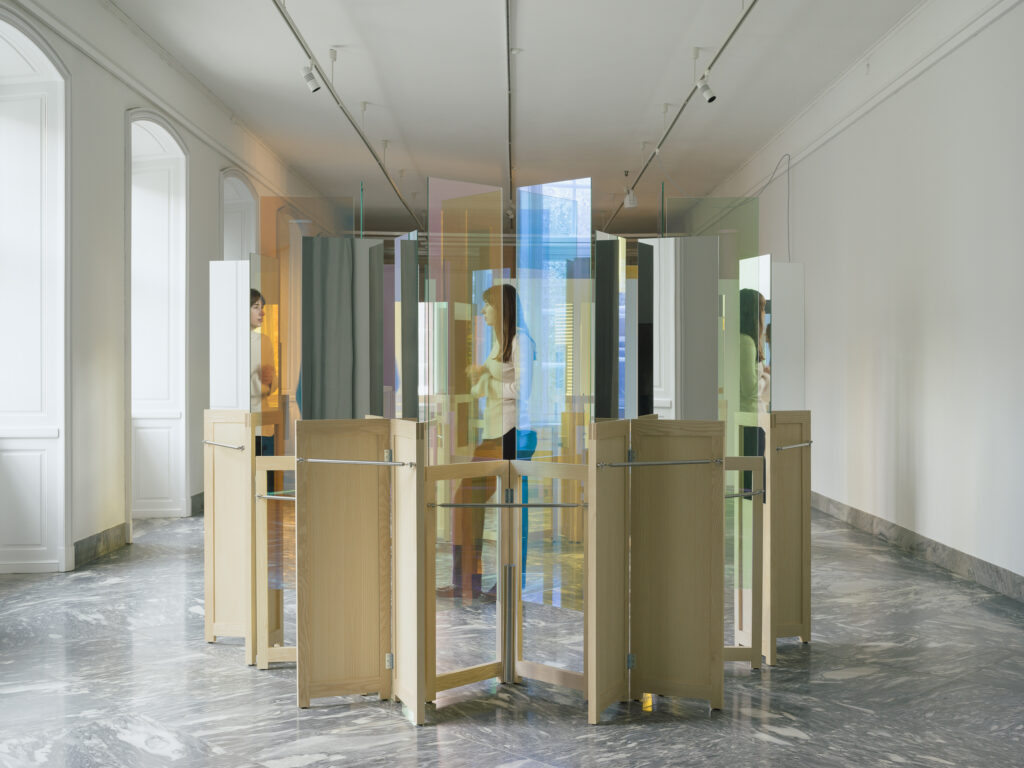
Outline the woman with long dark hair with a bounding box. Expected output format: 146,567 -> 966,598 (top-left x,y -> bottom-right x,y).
440,283 -> 534,602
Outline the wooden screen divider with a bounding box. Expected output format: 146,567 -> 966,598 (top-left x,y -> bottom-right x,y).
203,410 -> 255,665
762,410 -> 812,665
627,419 -> 724,712
295,419 -> 395,708
587,420 -> 630,724
281,417 -> 771,726
422,459 -> 510,705
254,454 -> 297,669
391,419 -> 427,725
723,456 -> 763,669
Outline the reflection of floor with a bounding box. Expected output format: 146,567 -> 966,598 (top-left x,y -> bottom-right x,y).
2,511 -> 1022,767
272,499 -> 750,662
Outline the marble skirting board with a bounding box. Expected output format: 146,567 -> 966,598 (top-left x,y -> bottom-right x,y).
73,523 -> 128,569
813,491 -> 1024,604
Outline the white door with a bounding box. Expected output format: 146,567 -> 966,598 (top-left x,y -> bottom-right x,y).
130,120 -> 187,518
0,19 -> 67,572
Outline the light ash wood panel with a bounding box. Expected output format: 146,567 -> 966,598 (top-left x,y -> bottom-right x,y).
587,419 -> 630,724
203,410 -> 252,658
763,411 -> 811,665
512,461 -> 587,690
723,456 -> 763,669
296,419 -> 392,707
426,460 -> 509,697
629,419 -> 724,710
254,455 -> 296,670
391,419 -> 427,725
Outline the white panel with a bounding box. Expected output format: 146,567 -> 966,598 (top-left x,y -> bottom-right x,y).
0,35 -> 35,78
0,94 -> 44,415
679,236 -> 720,421
0,58 -> 64,572
130,126 -> 186,521
133,425 -> 172,501
642,238 -> 675,420
0,449 -> 44,546
624,277 -> 638,419
771,263 -> 805,411
131,166 -> 173,404
209,261 -> 249,410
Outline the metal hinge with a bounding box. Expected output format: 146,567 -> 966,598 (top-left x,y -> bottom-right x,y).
626,653 -> 636,670
384,449 -> 393,463
627,448 -> 636,464
385,652 -> 394,670
504,488 -> 514,503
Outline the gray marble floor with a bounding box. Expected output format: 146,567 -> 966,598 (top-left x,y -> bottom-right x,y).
1,512 -> 1022,767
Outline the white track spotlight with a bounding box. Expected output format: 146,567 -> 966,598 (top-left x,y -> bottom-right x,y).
622,170 -> 638,208
301,62 -> 321,93
697,76 -> 716,103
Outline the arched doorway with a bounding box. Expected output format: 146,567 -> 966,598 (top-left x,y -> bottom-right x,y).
0,14 -> 68,572
221,170 -> 258,261
129,116 -> 187,520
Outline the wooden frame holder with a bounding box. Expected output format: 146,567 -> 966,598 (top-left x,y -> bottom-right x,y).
762,410 -> 812,665
203,410 -> 255,665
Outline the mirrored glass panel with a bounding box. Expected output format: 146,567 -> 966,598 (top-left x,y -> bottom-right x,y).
433,475 -> 502,676
665,195 -> 760,460
253,194 -> 354,456
264,474 -> 296,648
518,474 -> 585,674
516,178 -> 593,460
425,179 -> 506,467
724,467 -> 756,648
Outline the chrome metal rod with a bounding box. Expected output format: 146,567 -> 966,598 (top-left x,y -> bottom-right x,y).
597,458 -> 722,468
725,490 -> 766,499
429,502 -> 585,509
203,440 -> 244,451
776,440 -> 813,452
502,563 -> 516,683
257,493 -> 295,502
296,457 -> 413,467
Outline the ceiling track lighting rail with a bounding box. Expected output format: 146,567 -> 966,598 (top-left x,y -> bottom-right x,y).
270,0 -> 425,231
504,0 -> 514,218
605,0 -> 761,230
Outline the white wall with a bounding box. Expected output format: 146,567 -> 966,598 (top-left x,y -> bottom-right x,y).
2,0 -> 331,552
712,0 -> 1024,577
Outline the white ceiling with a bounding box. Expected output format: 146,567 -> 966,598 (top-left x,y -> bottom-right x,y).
111,0 -> 923,233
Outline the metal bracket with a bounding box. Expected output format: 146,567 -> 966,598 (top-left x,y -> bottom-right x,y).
627,653 -> 636,670
385,652 -> 394,670
504,488 -> 514,504
627,448 -> 636,463
384,448 -> 393,463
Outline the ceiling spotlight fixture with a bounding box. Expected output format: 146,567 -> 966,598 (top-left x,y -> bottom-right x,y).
301,62 -> 321,93
623,170 -> 638,208
697,76 -> 716,103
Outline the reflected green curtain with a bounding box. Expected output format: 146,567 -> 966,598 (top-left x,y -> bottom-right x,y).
301,236 -> 354,420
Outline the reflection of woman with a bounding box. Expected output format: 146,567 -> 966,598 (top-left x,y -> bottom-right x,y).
250,289 -> 276,457
739,288 -> 767,489
440,284 -> 535,601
